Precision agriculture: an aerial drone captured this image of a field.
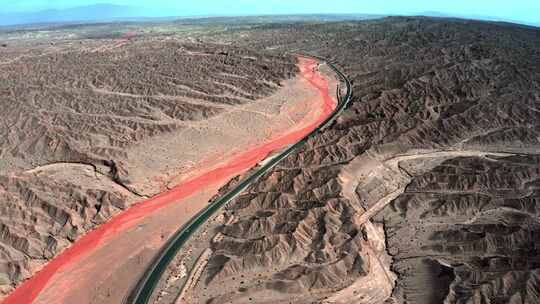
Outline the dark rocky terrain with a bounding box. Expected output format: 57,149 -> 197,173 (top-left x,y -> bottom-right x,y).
380,154 -> 540,303
0,40 -> 296,176
172,17 -> 540,303
0,37 -> 297,296
1,16 -> 539,304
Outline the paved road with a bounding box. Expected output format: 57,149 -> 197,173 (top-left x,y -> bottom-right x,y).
123,54 -> 353,304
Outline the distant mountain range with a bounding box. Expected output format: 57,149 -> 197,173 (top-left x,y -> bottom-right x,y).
0,4 -> 150,26
0,4 -> 538,28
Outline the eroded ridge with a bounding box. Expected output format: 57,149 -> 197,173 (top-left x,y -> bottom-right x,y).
0,39 -> 299,301
0,40 -> 296,185
143,56 -> 342,304
172,16 -> 540,304
380,154 -> 540,303
1,16 -> 539,304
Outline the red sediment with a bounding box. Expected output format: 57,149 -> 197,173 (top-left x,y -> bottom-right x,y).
2,57 -> 335,304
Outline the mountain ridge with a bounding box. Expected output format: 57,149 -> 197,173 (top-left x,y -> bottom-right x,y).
0,3 -> 150,26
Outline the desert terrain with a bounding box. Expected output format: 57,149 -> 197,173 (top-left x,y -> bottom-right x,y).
155,17 -> 540,304
0,27 -> 340,303
1,15 -> 539,304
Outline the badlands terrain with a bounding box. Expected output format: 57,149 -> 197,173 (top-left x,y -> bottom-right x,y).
0,27 -> 327,303
1,15 -> 540,304
159,17 -> 540,304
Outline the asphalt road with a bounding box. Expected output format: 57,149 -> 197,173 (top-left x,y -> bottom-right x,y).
123,54 -> 352,304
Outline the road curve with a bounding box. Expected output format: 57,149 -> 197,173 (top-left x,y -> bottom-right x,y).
123,55 -> 352,304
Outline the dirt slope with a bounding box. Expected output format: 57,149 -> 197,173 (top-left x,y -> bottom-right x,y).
172,17 -> 540,303
0,37 -> 299,297
380,154 -> 540,303
1,17 -> 539,303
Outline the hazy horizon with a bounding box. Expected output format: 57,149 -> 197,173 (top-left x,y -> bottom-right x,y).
1,0 -> 539,27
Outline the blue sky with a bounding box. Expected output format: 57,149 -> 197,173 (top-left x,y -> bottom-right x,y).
2,0 -> 539,25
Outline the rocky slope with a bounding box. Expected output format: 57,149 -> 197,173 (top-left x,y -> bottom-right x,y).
175,17 -> 540,303
0,38 -> 297,296
0,40 -> 296,181
379,154 -> 540,303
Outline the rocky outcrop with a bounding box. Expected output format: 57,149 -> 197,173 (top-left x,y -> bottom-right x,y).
380,155 -> 540,304
179,17 -> 540,304
0,164 -> 137,294
0,39 -> 297,296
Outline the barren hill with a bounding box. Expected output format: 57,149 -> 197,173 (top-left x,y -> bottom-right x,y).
171,17 -> 540,304
0,37 -> 299,297
1,16 -> 539,304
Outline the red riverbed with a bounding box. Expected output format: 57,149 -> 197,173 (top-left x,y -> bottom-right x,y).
3,56 -> 336,304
